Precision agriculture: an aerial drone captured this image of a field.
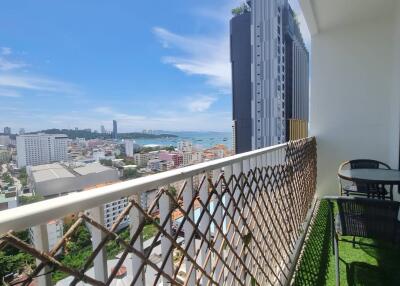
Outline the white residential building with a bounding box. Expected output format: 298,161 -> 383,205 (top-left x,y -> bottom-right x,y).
30,220 -> 63,255
182,152 -> 192,166
124,139 -> 135,157
0,135 -> 10,146
177,141 -> 193,153
104,198 -> 129,230
16,134 -> 68,168
133,153 -> 150,167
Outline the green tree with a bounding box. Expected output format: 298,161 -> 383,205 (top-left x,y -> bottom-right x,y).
99,159 -> 112,166
124,158 -> 136,165
165,146 -> 175,152
122,168 -> 140,180
0,230 -> 35,278
18,167 -> 28,187
232,3 -> 250,15
18,195 -> 44,205
1,172 -> 14,185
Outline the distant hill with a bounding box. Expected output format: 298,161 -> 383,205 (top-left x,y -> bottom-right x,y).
30,129 -> 178,140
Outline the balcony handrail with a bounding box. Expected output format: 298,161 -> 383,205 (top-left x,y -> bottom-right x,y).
0,140 -> 298,234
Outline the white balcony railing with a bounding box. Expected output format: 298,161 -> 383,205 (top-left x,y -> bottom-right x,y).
0,137 -> 317,286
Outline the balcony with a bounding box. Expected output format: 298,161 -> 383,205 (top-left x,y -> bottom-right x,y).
0,138 -> 318,285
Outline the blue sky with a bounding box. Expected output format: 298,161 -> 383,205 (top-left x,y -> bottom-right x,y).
0,0 -> 309,133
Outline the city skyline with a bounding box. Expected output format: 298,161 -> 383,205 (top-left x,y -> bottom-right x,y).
0,0 -> 309,133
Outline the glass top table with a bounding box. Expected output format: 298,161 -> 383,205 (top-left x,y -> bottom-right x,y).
338,168 -> 400,185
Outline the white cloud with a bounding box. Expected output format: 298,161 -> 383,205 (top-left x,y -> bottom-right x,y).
0,88 -> 22,97
153,27 -> 231,91
0,74 -> 82,96
1,47 -> 12,55
187,96 -> 217,112
0,57 -> 27,71
93,106 -> 113,114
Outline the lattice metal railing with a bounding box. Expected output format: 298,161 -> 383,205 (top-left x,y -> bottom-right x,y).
0,138 -> 317,286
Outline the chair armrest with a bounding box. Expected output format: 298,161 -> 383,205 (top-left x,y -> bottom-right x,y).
323,195 -> 340,201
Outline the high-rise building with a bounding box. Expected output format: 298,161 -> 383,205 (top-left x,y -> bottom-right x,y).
19,128 -> 25,135
282,2 -> 309,141
124,139 -> 135,157
112,120 -> 118,139
3,127 -> 11,135
231,0 -> 309,152
231,8 -> 252,154
100,125 -> 106,134
16,134 -> 68,168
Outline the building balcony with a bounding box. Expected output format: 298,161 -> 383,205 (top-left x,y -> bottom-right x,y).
0,138 -> 318,285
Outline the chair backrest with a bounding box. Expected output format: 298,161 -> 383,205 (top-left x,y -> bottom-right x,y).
347,159 -> 390,170
339,159 -> 391,192
336,197 -> 399,241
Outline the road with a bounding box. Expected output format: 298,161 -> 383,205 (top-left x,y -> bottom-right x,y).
1,163 -> 22,192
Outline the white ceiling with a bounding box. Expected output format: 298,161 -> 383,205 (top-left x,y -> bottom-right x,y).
300,0 -> 395,35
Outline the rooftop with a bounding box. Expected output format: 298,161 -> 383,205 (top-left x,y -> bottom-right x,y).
30,164 -> 75,183
74,163 -> 113,176
30,162 -> 115,183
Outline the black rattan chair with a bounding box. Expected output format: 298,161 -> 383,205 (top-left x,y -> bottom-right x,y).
338,159 -> 393,200
325,196 -> 400,286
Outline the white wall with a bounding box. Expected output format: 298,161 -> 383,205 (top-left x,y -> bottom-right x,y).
309,13 -> 400,197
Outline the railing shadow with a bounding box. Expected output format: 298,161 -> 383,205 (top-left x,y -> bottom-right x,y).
293,200 -> 331,286
342,240 -> 399,286
345,261 -> 381,286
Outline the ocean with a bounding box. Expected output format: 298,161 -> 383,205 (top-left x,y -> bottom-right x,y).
133,131 -> 232,150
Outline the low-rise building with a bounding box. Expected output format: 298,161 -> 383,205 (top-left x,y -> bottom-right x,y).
133,153 -> 150,167
28,162 -> 119,198
159,151 -> 183,167
28,162 -> 129,231
0,192 -> 18,211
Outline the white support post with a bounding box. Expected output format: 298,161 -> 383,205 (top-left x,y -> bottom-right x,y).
183,177 -> 196,286
160,189 -> 174,285
88,206 -> 108,283
233,161 -> 244,283
212,168 -> 223,283
31,224 -> 52,286
223,164 -> 234,285
129,194 -> 145,286
199,175 -> 211,285
249,157 -> 258,282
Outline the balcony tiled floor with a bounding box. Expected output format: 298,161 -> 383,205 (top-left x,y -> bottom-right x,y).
293,200 -> 400,286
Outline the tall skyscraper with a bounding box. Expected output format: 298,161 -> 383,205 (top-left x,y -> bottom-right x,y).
16,134 -> 68,167
231,0 -> 309,153
100,125 -> 106,134
19,128 -> 25,135
282,2 -> 309,141
231,7 -> 252,154
112,120 -> 118,139
4,127 -> 11,135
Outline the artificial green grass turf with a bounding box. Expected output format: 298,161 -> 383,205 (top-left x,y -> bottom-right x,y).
293,200 -> 400,286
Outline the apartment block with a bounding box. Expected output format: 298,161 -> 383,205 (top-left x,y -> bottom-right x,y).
16,134 -> 68,168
